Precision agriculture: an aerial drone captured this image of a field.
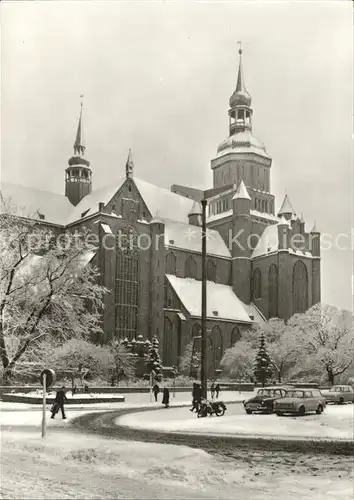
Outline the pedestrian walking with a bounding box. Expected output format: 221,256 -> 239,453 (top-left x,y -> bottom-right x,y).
210,381 -> 215,400
215,383 -> 220,399
162,387 -> 170,408
153,383 -> 160,402
51,386 -> 68,420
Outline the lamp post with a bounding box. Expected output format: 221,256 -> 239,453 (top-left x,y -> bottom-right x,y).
200,198 -> 207,399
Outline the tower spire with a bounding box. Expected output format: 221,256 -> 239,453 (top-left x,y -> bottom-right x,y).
74,95 -> 85,156
126,149 -> 134,178
236,42 -> 247,94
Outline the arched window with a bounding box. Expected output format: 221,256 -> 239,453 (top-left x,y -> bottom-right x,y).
115,226 -> 139,340
185,256 -> 197,279
207,259 -> 217,282
191,323 -> 201,341
163,317 -> 174,366
212,326 -> 223,370
206,336 -> 214,378
165,252 -> 176,275
253,268 -> 262,299
293,260 -> 308,314
230,326 -> 241,347
268,264 -> 278,318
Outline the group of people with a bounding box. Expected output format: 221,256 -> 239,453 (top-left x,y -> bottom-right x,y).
190,381 -> 221,413
153,384 -> 170,408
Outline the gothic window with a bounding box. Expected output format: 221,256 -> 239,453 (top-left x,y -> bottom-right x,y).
268,264 -> 278,318
253,268 -> 262,299
207,259 -> 217,282
163,317 -> 174,366
293,260 -> 308,314
185,256 -> 197,279
230,326 -> 241,347
115,226 -> 139,340
212,326 -> 223,370
165,251 -> 176,275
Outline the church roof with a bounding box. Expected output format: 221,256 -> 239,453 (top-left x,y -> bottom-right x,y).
164,219 -> 231,258
0,182 -> 73,225
232,180 -> 251,201
166,275 -> 262,323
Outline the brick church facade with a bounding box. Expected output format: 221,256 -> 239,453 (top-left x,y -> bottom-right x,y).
1,48 -> 321,375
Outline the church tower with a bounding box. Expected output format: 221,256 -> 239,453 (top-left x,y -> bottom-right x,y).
65,99 -> 92,206
211,45 -> 275,215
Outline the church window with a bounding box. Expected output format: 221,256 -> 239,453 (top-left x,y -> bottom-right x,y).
211,326 -> 223,371
165,252 -> 177,275
207,259 -> 217,282
268,264 -> 278,318
185,256 -> 197,279
115,226 -> 140,340
230,326 -> 241,347
252,268 -> 262,299
163,317 -> 174,366
293,260 -> 308,314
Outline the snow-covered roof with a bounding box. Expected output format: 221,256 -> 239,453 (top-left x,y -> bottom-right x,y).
215,130 -> 271,160
252,224 -> 279,258
134,178 -> 193,223
166,275 -> 261,323
67,178 -> 126,224
0,182 -> 73,225
164,219 -> 231,258
188,200 -> 202,216
232,180 -> 251,201
278,194 -> 296,216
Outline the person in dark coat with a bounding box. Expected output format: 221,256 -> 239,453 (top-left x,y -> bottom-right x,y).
153,383 -> 160,402
51,386 -> 68,419
162,387 -> 170,408
210,381 -> 215,400
190,383 -> 202,412
215,383 -> 220,399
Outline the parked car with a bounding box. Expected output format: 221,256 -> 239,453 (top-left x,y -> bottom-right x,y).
274,389 -> 326,416
243,386 -> 293,414
321,385 -> 354,404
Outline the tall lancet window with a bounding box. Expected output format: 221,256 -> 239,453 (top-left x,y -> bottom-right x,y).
115,226 -> 140,340
293,260 -> 308,314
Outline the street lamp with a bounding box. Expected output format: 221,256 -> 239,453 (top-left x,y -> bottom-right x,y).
201,198 -> 207,399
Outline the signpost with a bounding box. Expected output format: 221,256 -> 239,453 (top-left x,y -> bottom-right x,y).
40,369 -> 56,439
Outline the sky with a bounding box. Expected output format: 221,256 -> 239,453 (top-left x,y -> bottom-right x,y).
1,1 -> 353,311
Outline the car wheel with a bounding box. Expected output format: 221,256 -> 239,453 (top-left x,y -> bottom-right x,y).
298,405 -> 305,416
215,407 -> 225,417
316,404 -> 323,414
339,397 -> 344,405
245,409 -> 252,415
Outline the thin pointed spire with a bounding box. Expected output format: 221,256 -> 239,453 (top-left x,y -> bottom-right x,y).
278,194 -> 296,218
73,96 -> 85,156
232,179 -> 251,200
236,42 -> 246,93
126,149 -> 134,178
310,220 -> 319,233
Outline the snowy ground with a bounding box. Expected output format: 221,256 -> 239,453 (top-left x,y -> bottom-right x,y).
117,404 -> 354,441
0,391 -> 250,427
1,430 -> 353,499
3,391 -> 125,399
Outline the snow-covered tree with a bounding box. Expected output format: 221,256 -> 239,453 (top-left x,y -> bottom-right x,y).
221,319 -> 296,383
145,336 -> 162,381
179,340 -> 201,378
288,303 -> 354,385
0,213 -> 107,380
220,340 -> 254,381
109,339 -> 136,381
253,332 -> 273,386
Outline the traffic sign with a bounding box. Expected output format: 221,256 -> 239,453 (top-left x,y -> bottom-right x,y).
40,369 -> 56,388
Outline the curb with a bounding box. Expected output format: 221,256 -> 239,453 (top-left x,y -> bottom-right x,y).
70,404 -> 354,457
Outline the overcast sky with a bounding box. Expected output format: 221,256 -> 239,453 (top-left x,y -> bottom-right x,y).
1,1 -> 353,311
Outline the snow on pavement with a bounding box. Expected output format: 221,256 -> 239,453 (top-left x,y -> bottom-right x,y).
2,430 -> 353,500
117,404 -> 354,440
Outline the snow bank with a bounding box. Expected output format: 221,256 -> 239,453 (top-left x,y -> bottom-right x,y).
117,404 -> 354,441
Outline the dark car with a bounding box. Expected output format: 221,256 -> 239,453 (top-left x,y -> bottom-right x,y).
243,386 -> 293,414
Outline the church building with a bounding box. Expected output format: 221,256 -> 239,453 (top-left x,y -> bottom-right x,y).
1,48 -> 321,375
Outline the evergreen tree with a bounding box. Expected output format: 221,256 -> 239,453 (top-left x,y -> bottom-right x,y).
253,333 -> 273,386
146,336 -> 162,382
